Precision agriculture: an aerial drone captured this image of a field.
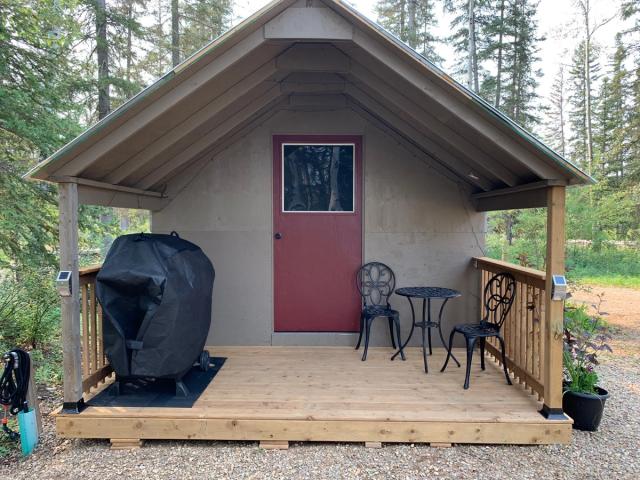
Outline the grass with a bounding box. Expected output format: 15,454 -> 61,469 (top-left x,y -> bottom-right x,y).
569,274 -> 640,289
566,246 -> 640,289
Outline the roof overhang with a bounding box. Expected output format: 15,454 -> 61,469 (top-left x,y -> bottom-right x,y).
26,0 -> 593,211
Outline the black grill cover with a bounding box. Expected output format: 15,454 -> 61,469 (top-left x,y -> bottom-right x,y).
96,232 -> 214,380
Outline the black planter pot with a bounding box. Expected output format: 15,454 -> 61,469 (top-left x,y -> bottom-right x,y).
563,386 -> 609,431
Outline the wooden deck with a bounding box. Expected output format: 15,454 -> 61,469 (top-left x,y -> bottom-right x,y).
55,346 -> 572,446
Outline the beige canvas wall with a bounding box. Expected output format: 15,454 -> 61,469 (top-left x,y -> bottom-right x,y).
152,107 -> 486,347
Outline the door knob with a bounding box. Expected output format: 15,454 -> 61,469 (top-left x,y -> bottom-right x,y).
274,232 -> 283,240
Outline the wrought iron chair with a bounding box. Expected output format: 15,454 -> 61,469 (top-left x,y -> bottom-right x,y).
355,262 -> 405,361
440,272 -> 516,389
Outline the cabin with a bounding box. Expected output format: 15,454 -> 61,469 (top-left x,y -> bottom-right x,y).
27,0 -> 592,449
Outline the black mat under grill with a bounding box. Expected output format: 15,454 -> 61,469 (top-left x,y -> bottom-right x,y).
87,357 -> 226,408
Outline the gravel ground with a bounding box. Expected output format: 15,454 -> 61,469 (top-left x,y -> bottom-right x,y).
1,287 -> 638,480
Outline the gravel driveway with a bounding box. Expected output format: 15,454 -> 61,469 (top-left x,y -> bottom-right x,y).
1,287 -> 638,480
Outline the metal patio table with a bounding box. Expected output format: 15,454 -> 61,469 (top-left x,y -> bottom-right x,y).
391,287 -> 462,373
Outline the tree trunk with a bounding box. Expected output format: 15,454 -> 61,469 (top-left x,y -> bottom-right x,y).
96,0 -> 110,120
171,0 -> 180,67
468,0 -> 478,92
495,0 -> 505,108
407,0 -> 417,49
400,0 -> 406,40
584,26 -> 594,175
125,1 -> 132,83
558,68 -> 566,157
505,212 -> 514,246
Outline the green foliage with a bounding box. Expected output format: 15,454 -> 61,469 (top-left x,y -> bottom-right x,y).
0,0 -> 86,155
567,244 -> 640,279
79,206 -> 150,265
0,270 -> 59,351
486,208 -> 546,268
563,305 -> 611,395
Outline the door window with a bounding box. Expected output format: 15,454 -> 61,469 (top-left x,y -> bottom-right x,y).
282,144 -> 354,212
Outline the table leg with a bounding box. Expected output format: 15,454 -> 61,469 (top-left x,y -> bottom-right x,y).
391,297 -> 416,361
427,298 -> 433,355
417,299 -> 428,372
438,299 -> 460,367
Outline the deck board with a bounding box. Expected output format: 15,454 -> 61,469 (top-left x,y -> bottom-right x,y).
55,347 -> 572,444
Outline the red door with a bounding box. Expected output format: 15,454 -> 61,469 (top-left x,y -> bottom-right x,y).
273,135 -> 362,332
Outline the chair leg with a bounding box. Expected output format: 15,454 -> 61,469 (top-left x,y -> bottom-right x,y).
392,315 -> 405,361
497,335 -> 513,385
362,317 -> 373,361
479,338 -> 486,371
355,313 -> 364,350
421,323 -> 428,373
427,327 -> 432,355
388,317 -> 397,349
464,336 -> 477,390
440,329 -> 456,372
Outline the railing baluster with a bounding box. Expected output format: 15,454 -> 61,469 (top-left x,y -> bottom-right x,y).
79,265 -> 112,394
526,285 -> 533,382
473,257 -> 546,402
81,283 -> 90,377
90,284 -> 98,377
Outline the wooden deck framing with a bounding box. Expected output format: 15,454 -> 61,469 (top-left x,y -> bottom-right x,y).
55,346 -> 571,445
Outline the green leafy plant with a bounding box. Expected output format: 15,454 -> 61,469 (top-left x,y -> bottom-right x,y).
563,305 -> 612,395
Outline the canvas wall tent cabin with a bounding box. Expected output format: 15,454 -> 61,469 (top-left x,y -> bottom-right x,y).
28,0 -> 592,447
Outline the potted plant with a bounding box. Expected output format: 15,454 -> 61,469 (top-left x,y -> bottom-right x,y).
563,305 -> 612,431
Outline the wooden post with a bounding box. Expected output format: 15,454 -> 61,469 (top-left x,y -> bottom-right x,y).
58,182 -> 84,412
541,186 -> 567,419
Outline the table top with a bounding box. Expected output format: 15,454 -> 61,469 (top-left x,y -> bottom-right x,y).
395,287 -> 462,299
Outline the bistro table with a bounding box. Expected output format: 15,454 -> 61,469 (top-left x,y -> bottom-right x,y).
391,287 -> 462,373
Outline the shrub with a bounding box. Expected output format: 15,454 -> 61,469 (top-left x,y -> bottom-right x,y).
563,305 -> 612,395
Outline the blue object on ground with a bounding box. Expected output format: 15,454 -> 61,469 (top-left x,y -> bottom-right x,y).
18,408 -> 38,456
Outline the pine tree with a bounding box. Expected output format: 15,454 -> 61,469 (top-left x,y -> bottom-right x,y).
180,0 -> 233,60
95,0 -> 110,119
139,0 -> 173,79
567,40 -> 601,173
110,0 -> 147,106
596,37 -> 629,184
444,0 -> 492,91
543,65 -> 568,158
375,0 -> 442,64
574,0 -> 616,176
625,66 -> 640,183
495,0 -> 543,128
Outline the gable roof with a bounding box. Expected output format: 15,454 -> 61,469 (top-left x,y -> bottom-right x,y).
26,0 -> 592,207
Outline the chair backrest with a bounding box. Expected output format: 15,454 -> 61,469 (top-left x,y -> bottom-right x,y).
482,272 -> 516,329
356,262 -> 396,307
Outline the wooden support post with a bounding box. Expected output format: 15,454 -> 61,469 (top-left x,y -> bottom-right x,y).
541,186 -> 567,419
365,441 -> 382,449
58,182 -> 84,412
259,440 -> 289,450
110,439 -> 144,450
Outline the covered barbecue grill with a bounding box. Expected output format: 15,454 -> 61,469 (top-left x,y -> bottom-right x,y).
96,232 -> 214,395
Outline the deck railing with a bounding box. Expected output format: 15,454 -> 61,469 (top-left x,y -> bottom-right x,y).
79,265 -> 111,394
473,257 -> 546,400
